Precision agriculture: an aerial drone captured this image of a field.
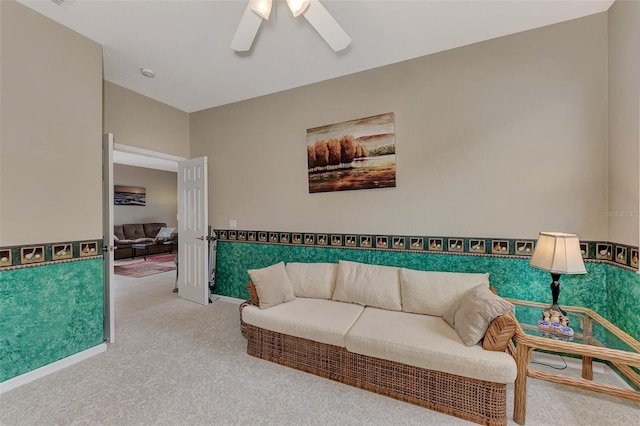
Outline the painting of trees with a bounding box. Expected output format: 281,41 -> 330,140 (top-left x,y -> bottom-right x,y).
339,135 -> 356,163
307,145 -> 316,169
327,139 -> 341,166
306,112 -> 396,193
314,140 -> 329,168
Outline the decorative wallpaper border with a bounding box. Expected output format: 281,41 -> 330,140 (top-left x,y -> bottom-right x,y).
0,239 -> 103,269
215,229 -> 639,272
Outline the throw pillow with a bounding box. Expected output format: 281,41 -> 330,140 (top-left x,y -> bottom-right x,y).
443,285 -> 514,346
247,262 -> 295,310
156,227 -> 175,239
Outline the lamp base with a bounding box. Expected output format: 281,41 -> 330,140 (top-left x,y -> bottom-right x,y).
548,303 -> 566,317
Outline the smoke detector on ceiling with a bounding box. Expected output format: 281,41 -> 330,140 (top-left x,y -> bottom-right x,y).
140,68 -> 156,79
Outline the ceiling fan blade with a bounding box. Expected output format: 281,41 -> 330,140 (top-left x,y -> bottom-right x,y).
231,3 -> 264,52
302,0 -> 351,52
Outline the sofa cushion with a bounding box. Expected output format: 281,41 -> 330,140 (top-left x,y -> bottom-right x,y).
122,223 -> 146,240
345,307 -> 517,383
399,269 -> 490,316
114,225 -> 126,241
332,260 -> 402,311
143,222 -> 168,238
242,298 -> 365,347
131,238 -> 155,244
285,262 -> 337,300
247,262 -> 295,310
443,285 -> 514,346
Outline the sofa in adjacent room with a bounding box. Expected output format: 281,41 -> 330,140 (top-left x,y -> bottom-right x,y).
113,222 -> 177,259
239,260 -> 518,426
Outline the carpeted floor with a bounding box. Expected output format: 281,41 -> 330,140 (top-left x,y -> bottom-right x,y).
1,298 -> 638,425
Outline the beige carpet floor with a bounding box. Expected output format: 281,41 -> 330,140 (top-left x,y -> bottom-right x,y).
1,297 -> 638,425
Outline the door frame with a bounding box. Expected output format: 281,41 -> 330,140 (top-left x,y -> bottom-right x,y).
103,134 -> 115,343
103,142 -> 186,342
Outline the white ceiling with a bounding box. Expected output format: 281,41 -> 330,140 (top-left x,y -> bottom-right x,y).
18,0 -> 614,114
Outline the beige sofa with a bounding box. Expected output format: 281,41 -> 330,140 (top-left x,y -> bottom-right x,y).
239,260 -> 518,426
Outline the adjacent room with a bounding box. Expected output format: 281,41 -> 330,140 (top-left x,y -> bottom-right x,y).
1,0 -> 638,425
111,158 -> 180,317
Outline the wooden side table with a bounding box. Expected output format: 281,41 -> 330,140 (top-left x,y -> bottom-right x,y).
508,298 -> 640,425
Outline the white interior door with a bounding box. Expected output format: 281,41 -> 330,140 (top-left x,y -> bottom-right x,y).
102,134 -> 115,343
178,157 -> 209,305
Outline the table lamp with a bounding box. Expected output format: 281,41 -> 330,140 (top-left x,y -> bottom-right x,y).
529,232 -> 586,318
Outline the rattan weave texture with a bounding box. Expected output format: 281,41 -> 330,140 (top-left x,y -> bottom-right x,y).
240,306 -> 508,426
483,315 -> 517,352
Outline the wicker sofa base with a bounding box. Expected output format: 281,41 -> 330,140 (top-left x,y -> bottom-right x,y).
241,319 -> 507,426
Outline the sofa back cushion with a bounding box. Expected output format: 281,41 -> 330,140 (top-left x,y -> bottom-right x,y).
399,269 -> 490,316
114,225 -> 126,241
143,223 -> 168,238
122,223 -> 146,240
332,260 -> 402,311
285,262 -> 337,300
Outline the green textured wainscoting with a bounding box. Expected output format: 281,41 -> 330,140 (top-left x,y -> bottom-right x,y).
606,266 -> 640,342
0,259 -> 104,382
215,241 -> 611,318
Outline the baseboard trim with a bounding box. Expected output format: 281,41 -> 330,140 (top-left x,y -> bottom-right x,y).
0,343 -> 107,394
212,294 -> 244,305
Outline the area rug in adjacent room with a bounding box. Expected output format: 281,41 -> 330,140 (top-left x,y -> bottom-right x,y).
114,254 -> 177,278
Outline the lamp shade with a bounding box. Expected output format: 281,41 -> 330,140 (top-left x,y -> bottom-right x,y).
529,232 -> 586,274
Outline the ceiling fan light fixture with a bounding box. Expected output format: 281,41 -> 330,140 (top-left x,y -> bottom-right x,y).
250,0 -> 272,20
233,0 -> 349,53
286,0 -> 309,17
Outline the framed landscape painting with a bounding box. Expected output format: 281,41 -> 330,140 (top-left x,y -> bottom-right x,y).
307,112 -> 396,193
114,185 -> 146,206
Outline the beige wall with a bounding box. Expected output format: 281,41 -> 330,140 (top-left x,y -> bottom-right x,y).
608,0 -> 640,246
190,13 -> 608,240
104,81 -> 189,158
113,164 -> 177,227
0,0 -> 103,245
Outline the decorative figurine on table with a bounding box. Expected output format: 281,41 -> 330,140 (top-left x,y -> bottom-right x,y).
538,308 -> 574,340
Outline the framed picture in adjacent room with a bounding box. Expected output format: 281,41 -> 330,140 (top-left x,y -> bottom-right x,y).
114,185 -> 146,206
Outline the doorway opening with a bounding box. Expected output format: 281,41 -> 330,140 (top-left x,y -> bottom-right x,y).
103,140 -> 186,342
